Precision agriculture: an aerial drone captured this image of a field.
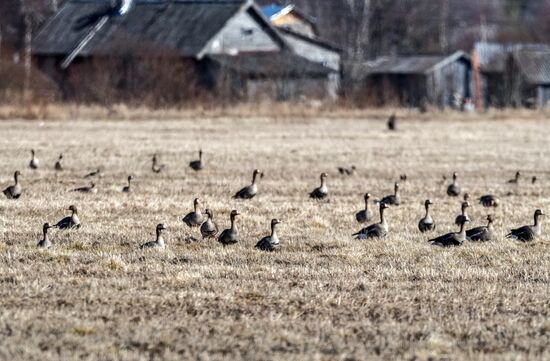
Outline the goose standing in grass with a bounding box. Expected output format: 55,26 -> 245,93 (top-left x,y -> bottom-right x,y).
429,217 -> 470,247
122,175 -> 134,193
418,199 -> 436,233
71,182 -> 97,194
353,203 -> 390,239
255,219 -> 282,252
309,172 -> 328,199
532,176 -> 538,184
54,154 -> 64,171
54,205 -> 81,230
387,112 -> 396,131
152,154 -> 165,173
467,215 -> 495,242
140,224 -> 167,250
479,194 -> 499,208
234,169 -> 263,199
200,209 -> 218,240
400,174 -> 407,182
189,149 -> 204,172
506,209 -> 544,242
84,168 -> 102,178
463,193 -> 470,202
338,166 -> 356,176
355,193 -> 373,223
29,149 -> 39,169
3,171 -> 22,199
380,182 -> 401,206
447,172 -> 460,197
455,201 -> 470,226
508,171 -> 521,184
37,223 -> 53,249
182,198 -> 204,228
218,210 -> 240,246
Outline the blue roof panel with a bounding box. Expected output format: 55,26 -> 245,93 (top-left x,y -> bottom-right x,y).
261,4 -> 284,18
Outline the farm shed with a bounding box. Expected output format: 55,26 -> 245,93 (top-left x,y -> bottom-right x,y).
361,51 -> 471,108
31,0 -> 338,103
506,50 -> 550,109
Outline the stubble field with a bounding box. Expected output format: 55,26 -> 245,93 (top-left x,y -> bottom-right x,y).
0,114 -> 549,360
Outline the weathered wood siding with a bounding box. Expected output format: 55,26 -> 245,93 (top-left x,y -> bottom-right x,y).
427,59 -> 471,107
281,33 -> 340,72
538,86 -> 550,108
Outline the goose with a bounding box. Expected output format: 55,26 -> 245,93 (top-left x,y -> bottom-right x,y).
447,172 -> 460,197
255,219 -> 282,252
37,223 -> 52,249
84,168 -> 102,178
506,209 -> 544,242
218,210 -> 240,246
387,112 -> 396,131
234,169 -> 263,199
455,201 -> 470,226
463,193 -> 470,202
353,202 -> 389,239
429,217 -> 470,247
479,194 -> 499,208
122,175 -> 134,193
400,174 -> 407,182
152,154 -> 165,173
140,224 -> 167,249
467,215 -> 494,242
532,176 -> 538,184
200,209 -> 218,239
189,149 -> 204,172
29,149 -> 39,169
337,166 -> 356,176
182,198 -> 204,228
309,173 -> 328,199
54,205 -> 81,230
355,193 -> 373,224
3,171 -> 22,199
54,154 -> 63,171
71,182 -> 97,194
418,199 -> 436,233
508,171 -> 520,184
380,182 -> 401,206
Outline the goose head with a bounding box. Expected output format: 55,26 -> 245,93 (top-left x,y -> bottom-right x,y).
463,193 -> 470,201
394,182 -> 399,192
364,192 -> 371,201
205,209 -> 213,219
424,199 -> 433,208
230,210 -> 240,218
58,153 -> 63,160
193,198 -> 201,210
31,149 -> 35,157
487,214 -> 494,224
43,222 -> 51,232
271,219 -> 282,227
68,205 -> 78,214
156,223 -> 167,235
14,170 -> 21,181
128,175 -> 134,182
452,172 -> 458,181
534,209 -> 545,220
461,201 -> 470,211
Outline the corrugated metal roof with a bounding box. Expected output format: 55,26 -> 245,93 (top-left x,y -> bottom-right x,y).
364,51 -> 469,75
514,50 -> 550,85
474,42 -> 550,73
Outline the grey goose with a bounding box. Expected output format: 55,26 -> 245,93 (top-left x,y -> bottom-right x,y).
218,210 -> 240,246
355,193 -> 373,224
387,112 -> 396,131
506,209 -> 544,242
152,154 -> 166,173
234,169 -> 263,199
479,194 -> 499,208
338,166 -> 356,176
353,202 -> 389,239
29,149 -> 39,169
200,209 -> 218,239
255,219 -> 282,252
455,201 -> 470,226
380,182 -> 401,206
122,175 -> 134,193
37,223 -> 52,249
71,182 -> 97,194
309,172 -> 328,199
447,172 -> 460,197
54,154 -> 64,171
84,168 -> 102,178
3,171 -> 22,199
189,149 -> 204,172
418,199 -> 436,233
182,198 -> 204,228
467,215 -> 495,242
140,224 -> 167,250
429,217 -> 470,247
532,176 -> 538,184
54,205 -> 81,230
508,171 -> 521,184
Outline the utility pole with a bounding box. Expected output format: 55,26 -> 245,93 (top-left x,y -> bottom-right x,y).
439,0 -> 449,53
21,0 -> 32,100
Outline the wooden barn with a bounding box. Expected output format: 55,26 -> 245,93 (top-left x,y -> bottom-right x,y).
31,0 -> 339,103
361,51 -> 472,108
506,49 -> 550,109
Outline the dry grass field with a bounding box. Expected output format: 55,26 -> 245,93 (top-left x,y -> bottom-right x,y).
0,114 -> 549,360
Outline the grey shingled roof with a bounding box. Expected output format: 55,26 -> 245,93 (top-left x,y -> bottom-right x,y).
474,42 -> 550,73
364,51 -> 469,75
33,0 -> 247,57
514,50 -> 550,85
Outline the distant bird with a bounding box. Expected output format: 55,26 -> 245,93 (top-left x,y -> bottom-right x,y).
400,174 -> 408,182
532,176 -> 538,184
3,170 -> 22,199
122,175 -> 133,193
429,217 -> 470,247
234,169 -> 263,199
54,205 -> 81,230
255,219 -> 282,252
387,112 -> 396,131
189,149 -> 204,172
355,193 -> 373,224
54,154 -> 64,171
479,194 -> 499,208
182,198 -> 204,228
140,224 -> 167,250
338,166 -> 356,176
353,202 -> 390,239
467,215 -> 495,242
71,182 -> 97,194
463,193 -> 470,202
380,182 -> 401,206
506,209 -> 544,242
84,168 -> 102,178
200,209 -> 218,240
29,149 -> 39,169
508,171 -> 521,184
447,172 -> 460,197
455,201 -> 470,226
418,199 -> 436,233
218,210 -> 240,246
309,172 -> 328,199
37,223 -> 52,249
152,154 -> 165,173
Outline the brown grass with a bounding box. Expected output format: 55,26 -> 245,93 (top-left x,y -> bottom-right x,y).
0,115 -> 549,360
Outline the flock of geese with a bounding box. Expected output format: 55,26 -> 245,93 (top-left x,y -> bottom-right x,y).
1,149 -> 545,251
